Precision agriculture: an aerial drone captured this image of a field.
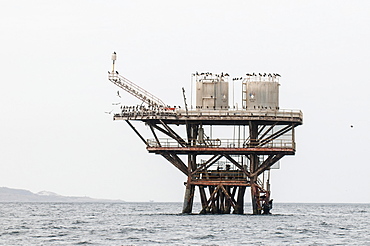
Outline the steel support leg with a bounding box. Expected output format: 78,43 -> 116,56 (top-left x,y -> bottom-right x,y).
233,186 -> 246,214
199,186 -> 208,214
182,181 -> 195,214
250,178 -> 260,215
224,186 -> 231,214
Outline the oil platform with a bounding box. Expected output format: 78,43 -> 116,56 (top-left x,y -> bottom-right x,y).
108,53 -> 303,214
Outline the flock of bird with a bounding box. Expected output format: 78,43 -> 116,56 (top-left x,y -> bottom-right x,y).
105,104 -> 182,115
105,89 -> 183,114
246,73 -> 280,77
193,72 -> 230,77
111,70 -> 280,80
192,72 -> 281,81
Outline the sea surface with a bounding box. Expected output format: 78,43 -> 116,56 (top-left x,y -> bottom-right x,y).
0,202 -> 369,245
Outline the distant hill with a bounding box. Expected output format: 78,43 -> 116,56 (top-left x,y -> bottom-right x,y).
0,187 -> 124,203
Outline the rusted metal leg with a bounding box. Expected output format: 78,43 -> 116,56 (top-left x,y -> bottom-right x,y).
204,185 -> 219,214
216,190 -> 221,213
215,190 -> 220,213
212,190 -> 220,214
200,185 -> 219,214
182,182 -> 195,214
251,179 -> 269,215
233,186 -> 246,214
220,189 -> 226,213
224,186 -> 231,214
249,122 -> 260,215
210,188 -> 219,214
230,186 -> 237,213
201,185 -> 215,213
220,185 -> 235,214
251,181 -> 260,215
199,186 -> 208,214
183,151 -> 196,214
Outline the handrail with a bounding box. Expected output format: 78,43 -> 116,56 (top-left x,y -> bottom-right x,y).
114,107 -> 303,121
147,138 -> 295,149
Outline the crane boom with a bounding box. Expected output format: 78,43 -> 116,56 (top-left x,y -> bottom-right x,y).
108,52 -> 167,108
108,73 -> 167,108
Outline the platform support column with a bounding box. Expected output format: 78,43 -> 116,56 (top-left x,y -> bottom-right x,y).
233,186 -> 246,214
249,122 -> 261,214
182,153 -> 197,214
224,186 -> 231,214
182,181 -> 195,214
199,186 -> 208,214
250,176 -> 260,215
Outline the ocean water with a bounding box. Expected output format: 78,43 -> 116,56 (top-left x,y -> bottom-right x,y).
0,202 -> 369,245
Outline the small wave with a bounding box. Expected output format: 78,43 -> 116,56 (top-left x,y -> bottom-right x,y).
1,230 -> 21,236
339,227 -> 350,230
297,228 -> 311,234
192,234 -> 216,240
72,220 -> 88,224
119,227 -> 155,234
126,236 -> 140,240
76,241 -> 93,245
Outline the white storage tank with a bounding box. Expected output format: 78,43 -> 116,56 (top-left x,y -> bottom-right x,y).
195,74 -> 229,110
243,76 -> 280,110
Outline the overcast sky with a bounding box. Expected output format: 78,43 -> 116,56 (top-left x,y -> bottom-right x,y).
1,0 -> 369,203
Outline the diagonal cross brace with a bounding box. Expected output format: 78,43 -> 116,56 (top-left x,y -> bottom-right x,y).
200,185 -> 221,213
224,154 -> 251,178
251,154 -> 284,178
258,125 -> 293,147
150,123 -> 187,147
258,122 -> 278,142
148,124 -> 161,147
125,120 -> 147,146
219,185 -> 237,210
159,120 -> 188,147
162,153 -> 188,175
191,155 -> 222,175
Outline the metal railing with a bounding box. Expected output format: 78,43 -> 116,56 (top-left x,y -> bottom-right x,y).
175,108 -> 303,119
147,138 -> 295,149
114,107 -> 302,121
191,170 -> 248,181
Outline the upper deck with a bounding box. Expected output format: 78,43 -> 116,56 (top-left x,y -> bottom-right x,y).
113,108 -> 303,125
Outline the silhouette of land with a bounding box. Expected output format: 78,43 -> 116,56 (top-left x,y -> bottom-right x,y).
0,187 -> 124,203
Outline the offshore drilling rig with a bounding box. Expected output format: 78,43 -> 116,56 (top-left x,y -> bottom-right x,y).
108,52 -> 303,214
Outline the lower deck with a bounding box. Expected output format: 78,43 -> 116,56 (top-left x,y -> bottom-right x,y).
147,147 -> 295,155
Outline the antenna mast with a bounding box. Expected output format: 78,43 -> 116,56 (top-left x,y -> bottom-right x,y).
182,87 -> 188,115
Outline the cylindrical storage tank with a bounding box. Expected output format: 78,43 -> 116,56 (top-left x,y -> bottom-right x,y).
196,77 -> 229,109
244,81 -> 279,110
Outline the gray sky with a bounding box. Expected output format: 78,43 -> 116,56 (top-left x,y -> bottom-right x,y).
1,0 -> 369,203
